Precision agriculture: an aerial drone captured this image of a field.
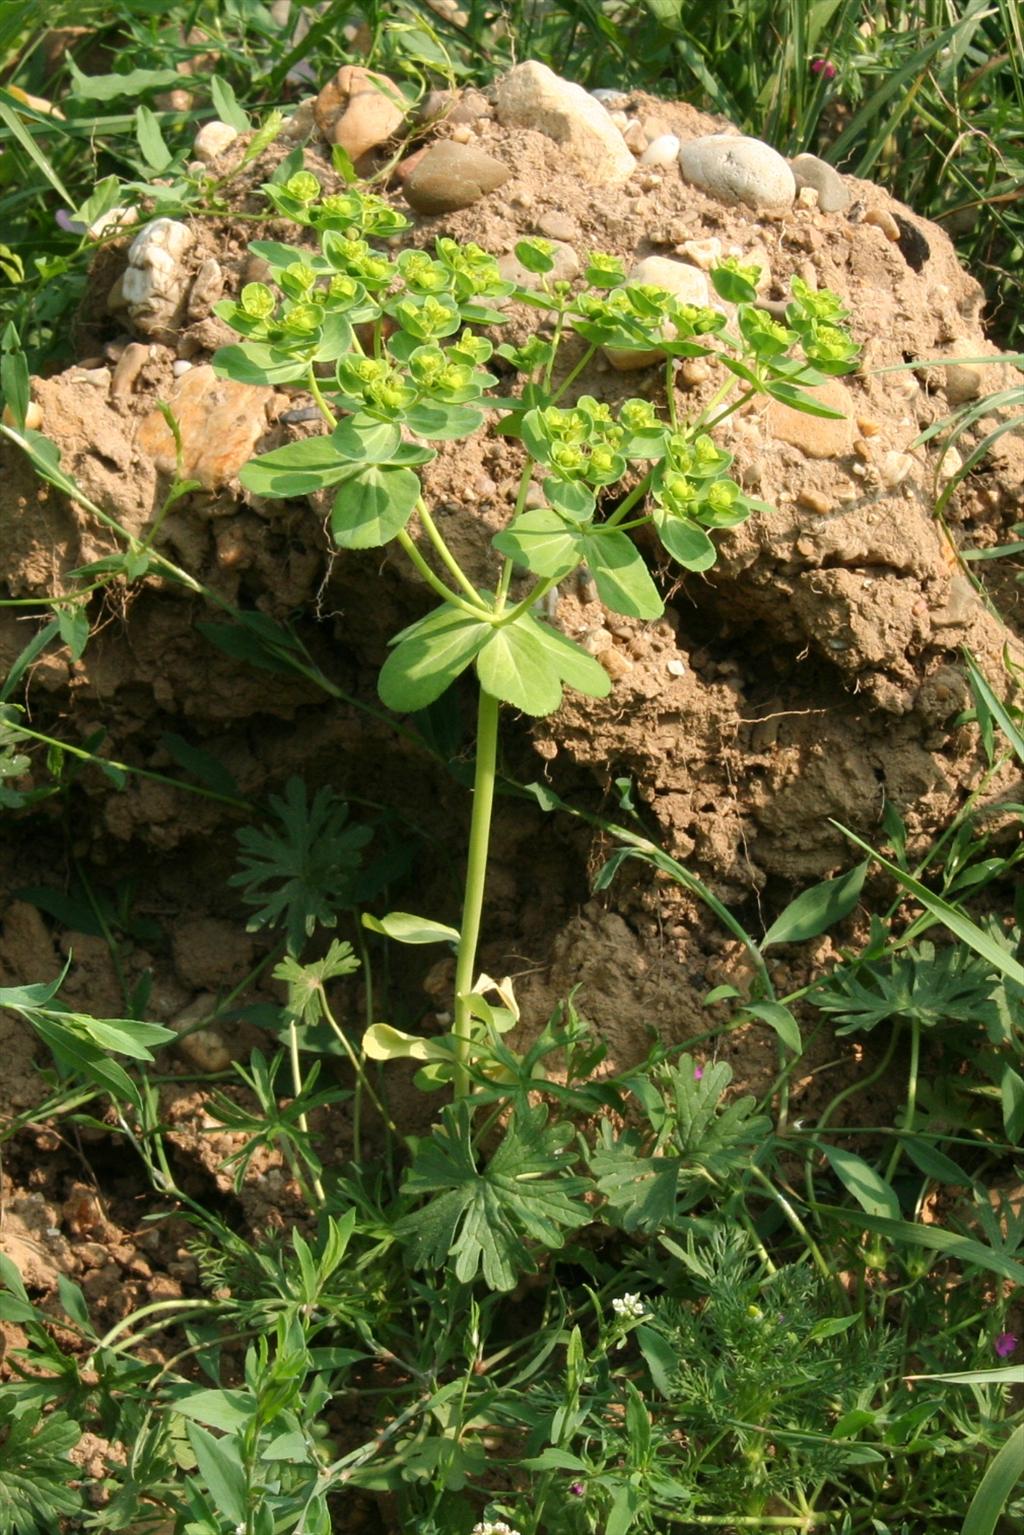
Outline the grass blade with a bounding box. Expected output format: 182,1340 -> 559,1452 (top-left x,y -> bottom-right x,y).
0,90 -> 72,204
961,1423 -> 1024,1535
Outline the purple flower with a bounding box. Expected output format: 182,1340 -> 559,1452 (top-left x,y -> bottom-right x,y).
694,1065 -> 703,1080
810,58 -> 837,80
994,1332 -> 1018,1358
568,1481 -> 585,1498
55,209 -> 86,235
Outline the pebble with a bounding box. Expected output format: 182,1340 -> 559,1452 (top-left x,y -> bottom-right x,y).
498,239 -> 580,288
135,365 -> 272,489
789,152 -> 849,213
1,399 -> 43,430
764,377 -> 856,458
622,120 -> 648,155
679,236 -> 722,270
402,141 -> 511,214
666,657 -> 686,676
864,207 -> 901,242
937,445 -> 963,482
679,133 -> 796,211
313,65 -> 405,161
192,119 -> 239,165
641,132 -> 680,167
879,450 -> 916,488
186,256 -> 224,319
118,218 -> 195,338
590,89 -> 631,110
496,61 -> 636,185
110,341 -> 150,399
679,357 -> 711,387
169,994 -> 233,1073
941,344 -> 984,405
535,210 -> 576,241
172,358 -> 192,376
797,488 -> 831,514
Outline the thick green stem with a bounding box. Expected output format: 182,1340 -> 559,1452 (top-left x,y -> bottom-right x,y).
451,688 -> 501,1096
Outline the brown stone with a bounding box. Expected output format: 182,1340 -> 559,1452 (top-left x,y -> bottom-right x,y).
403,141 -> 511,215
764,377 -> 856,459
135,365 -> 272,489
313,65 -> 405,162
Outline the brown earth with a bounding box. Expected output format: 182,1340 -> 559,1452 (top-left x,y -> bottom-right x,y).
1,76 -> 1022,1353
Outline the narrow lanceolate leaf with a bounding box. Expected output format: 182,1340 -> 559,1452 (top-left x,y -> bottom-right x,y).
960,1423 -> 1024,1535
834,826 -> 1024,989
820,1143 -> 901,1220
362,911 -> 459,945
395,1102 -> 592,1291
760,860 -> 869,949
331,465 -> 420,548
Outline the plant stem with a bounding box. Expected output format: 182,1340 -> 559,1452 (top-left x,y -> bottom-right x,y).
394,527 -> 488,618
287,1016 -> 325,1203
884,1017 -> 921,1183
451,687 -> 501,1096
415,497 -> 484,604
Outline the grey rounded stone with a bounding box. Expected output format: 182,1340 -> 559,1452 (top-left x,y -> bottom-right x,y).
790,153 -> 850,213
678,134 -> 796,212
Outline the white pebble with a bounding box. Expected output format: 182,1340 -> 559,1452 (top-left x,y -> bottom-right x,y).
640,132 -> 680,167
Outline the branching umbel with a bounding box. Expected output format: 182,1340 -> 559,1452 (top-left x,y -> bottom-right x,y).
215,172 -> 858,1095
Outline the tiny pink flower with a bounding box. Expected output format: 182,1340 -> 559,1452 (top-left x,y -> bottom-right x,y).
994,1332 -> 1018,1358
694,1065 -> 703,1080
569,1481 -> 585,1497
810,58 -> 837,80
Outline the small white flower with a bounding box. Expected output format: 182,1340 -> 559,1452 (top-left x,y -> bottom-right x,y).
472,1523 -> 521,1535
612,1291 -> 648,1320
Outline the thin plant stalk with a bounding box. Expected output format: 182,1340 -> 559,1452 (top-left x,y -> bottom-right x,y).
451,686 -> 501,1096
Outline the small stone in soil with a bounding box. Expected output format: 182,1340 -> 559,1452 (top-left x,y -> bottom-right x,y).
192,119 -> 239,164
679,134 -> 796,211
496,61 -> 636,185
402,141 -> 511,214
789,152 -> 850,213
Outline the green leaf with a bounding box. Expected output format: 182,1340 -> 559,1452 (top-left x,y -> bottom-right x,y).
814,1206 -> 1024,1286
743,1001 -> 802,1053
528,618 -> 612,700
820,1143 -> 901,1220
185,1423 -> 248,1527
331,465 -> 420,548
362,912 -> 459,945
229,778 -> 371,955
590,1133 -> 679,1234
834,826 -> 1024,989
212,342 -> 308,387
168,1387 -> 254,1433
56,606 -> 89,662
761,861 -> 868,948
670,1055 -> 771,1178
1001,1065 -> 1024,1143
395,1102 -> 592,1291
30,1013 -> 143,1113
961,1423 -> 1024,1535
655,513 -> 717,570
491,508 -> 581,578
477,617 -> 563,715
239,434 -> 356,496
210,77 -> 251,133
362,1023 -> 453,1062
135,105 -> 173,172
67,58 -> 186,100
582,529 -> 663,619
378,605 -> 489,713
329,415 -> 402,463
403,401 -> 483,439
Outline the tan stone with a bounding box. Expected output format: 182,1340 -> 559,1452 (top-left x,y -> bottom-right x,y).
495,61 -> 635,185
135,365 -> 272,489
764,377 -> 856,459
314,65 -> 405,161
